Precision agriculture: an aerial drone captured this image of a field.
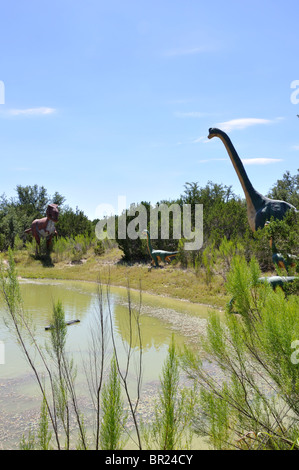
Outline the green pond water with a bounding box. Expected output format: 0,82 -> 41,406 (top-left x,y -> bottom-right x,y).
0,278 -> 216,449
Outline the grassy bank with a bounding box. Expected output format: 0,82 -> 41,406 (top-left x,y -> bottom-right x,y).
1,247 -> 230,309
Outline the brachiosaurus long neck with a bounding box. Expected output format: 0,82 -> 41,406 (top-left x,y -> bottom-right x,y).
145,231 -> 153,254
209,129 -> 264,214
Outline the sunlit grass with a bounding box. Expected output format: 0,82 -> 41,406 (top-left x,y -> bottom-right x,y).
4,247 -> 230,309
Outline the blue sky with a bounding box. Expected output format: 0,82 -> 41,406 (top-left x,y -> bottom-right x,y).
0,0 -> 298,220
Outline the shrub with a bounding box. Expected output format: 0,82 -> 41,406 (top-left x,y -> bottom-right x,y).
181,255 -> 299,450
94,239 -> 105,256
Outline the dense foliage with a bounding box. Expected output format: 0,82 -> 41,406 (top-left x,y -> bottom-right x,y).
115,172 -> 299,270
1,169 -> 298,269
267,168 -> 299,208
0,185 -> 94,251
181,255 -> 299,450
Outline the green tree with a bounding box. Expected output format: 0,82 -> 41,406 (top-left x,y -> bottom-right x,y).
267,169 -> 299,209
0,185 -> 66,249
15,184 -> 49,218
143,337 -> 195,450
115,201 -> 150,261
100,356 -> 128,450
56,206 -> 93,239
180,181 -> 249,247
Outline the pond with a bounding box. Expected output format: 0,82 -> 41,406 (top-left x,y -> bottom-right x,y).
0,278 -> 217,449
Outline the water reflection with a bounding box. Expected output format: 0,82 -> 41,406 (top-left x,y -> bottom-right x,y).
114,304 -> 173,352
0,279 -> 210,448
0,280 -> 188,382
20,279 -> 95,325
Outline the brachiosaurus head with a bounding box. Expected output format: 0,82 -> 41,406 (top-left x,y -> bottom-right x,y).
208,128 -> 222,139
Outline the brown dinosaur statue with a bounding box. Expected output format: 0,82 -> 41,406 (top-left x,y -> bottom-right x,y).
24,203 -> 59,254
207,128 -> 298,231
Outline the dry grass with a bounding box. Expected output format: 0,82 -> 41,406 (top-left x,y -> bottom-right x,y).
1,247 -> 230,309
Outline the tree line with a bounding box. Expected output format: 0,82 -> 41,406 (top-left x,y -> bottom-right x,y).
0,184 -> 94,251
1,169 -> 298,269
115,169 -> 299,269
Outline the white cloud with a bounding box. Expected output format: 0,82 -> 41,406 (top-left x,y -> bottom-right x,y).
292,145 -> 299,150
8,107 -> 56,116
193,136 -> 209,143
199,156 -> 282,165
241,158 -> 283,166
215,118 -> 273,132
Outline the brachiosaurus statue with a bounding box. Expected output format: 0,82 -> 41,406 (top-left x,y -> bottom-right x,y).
208,128 -> 298,231
24,203 -> 59,254
143,229 -> 178,267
